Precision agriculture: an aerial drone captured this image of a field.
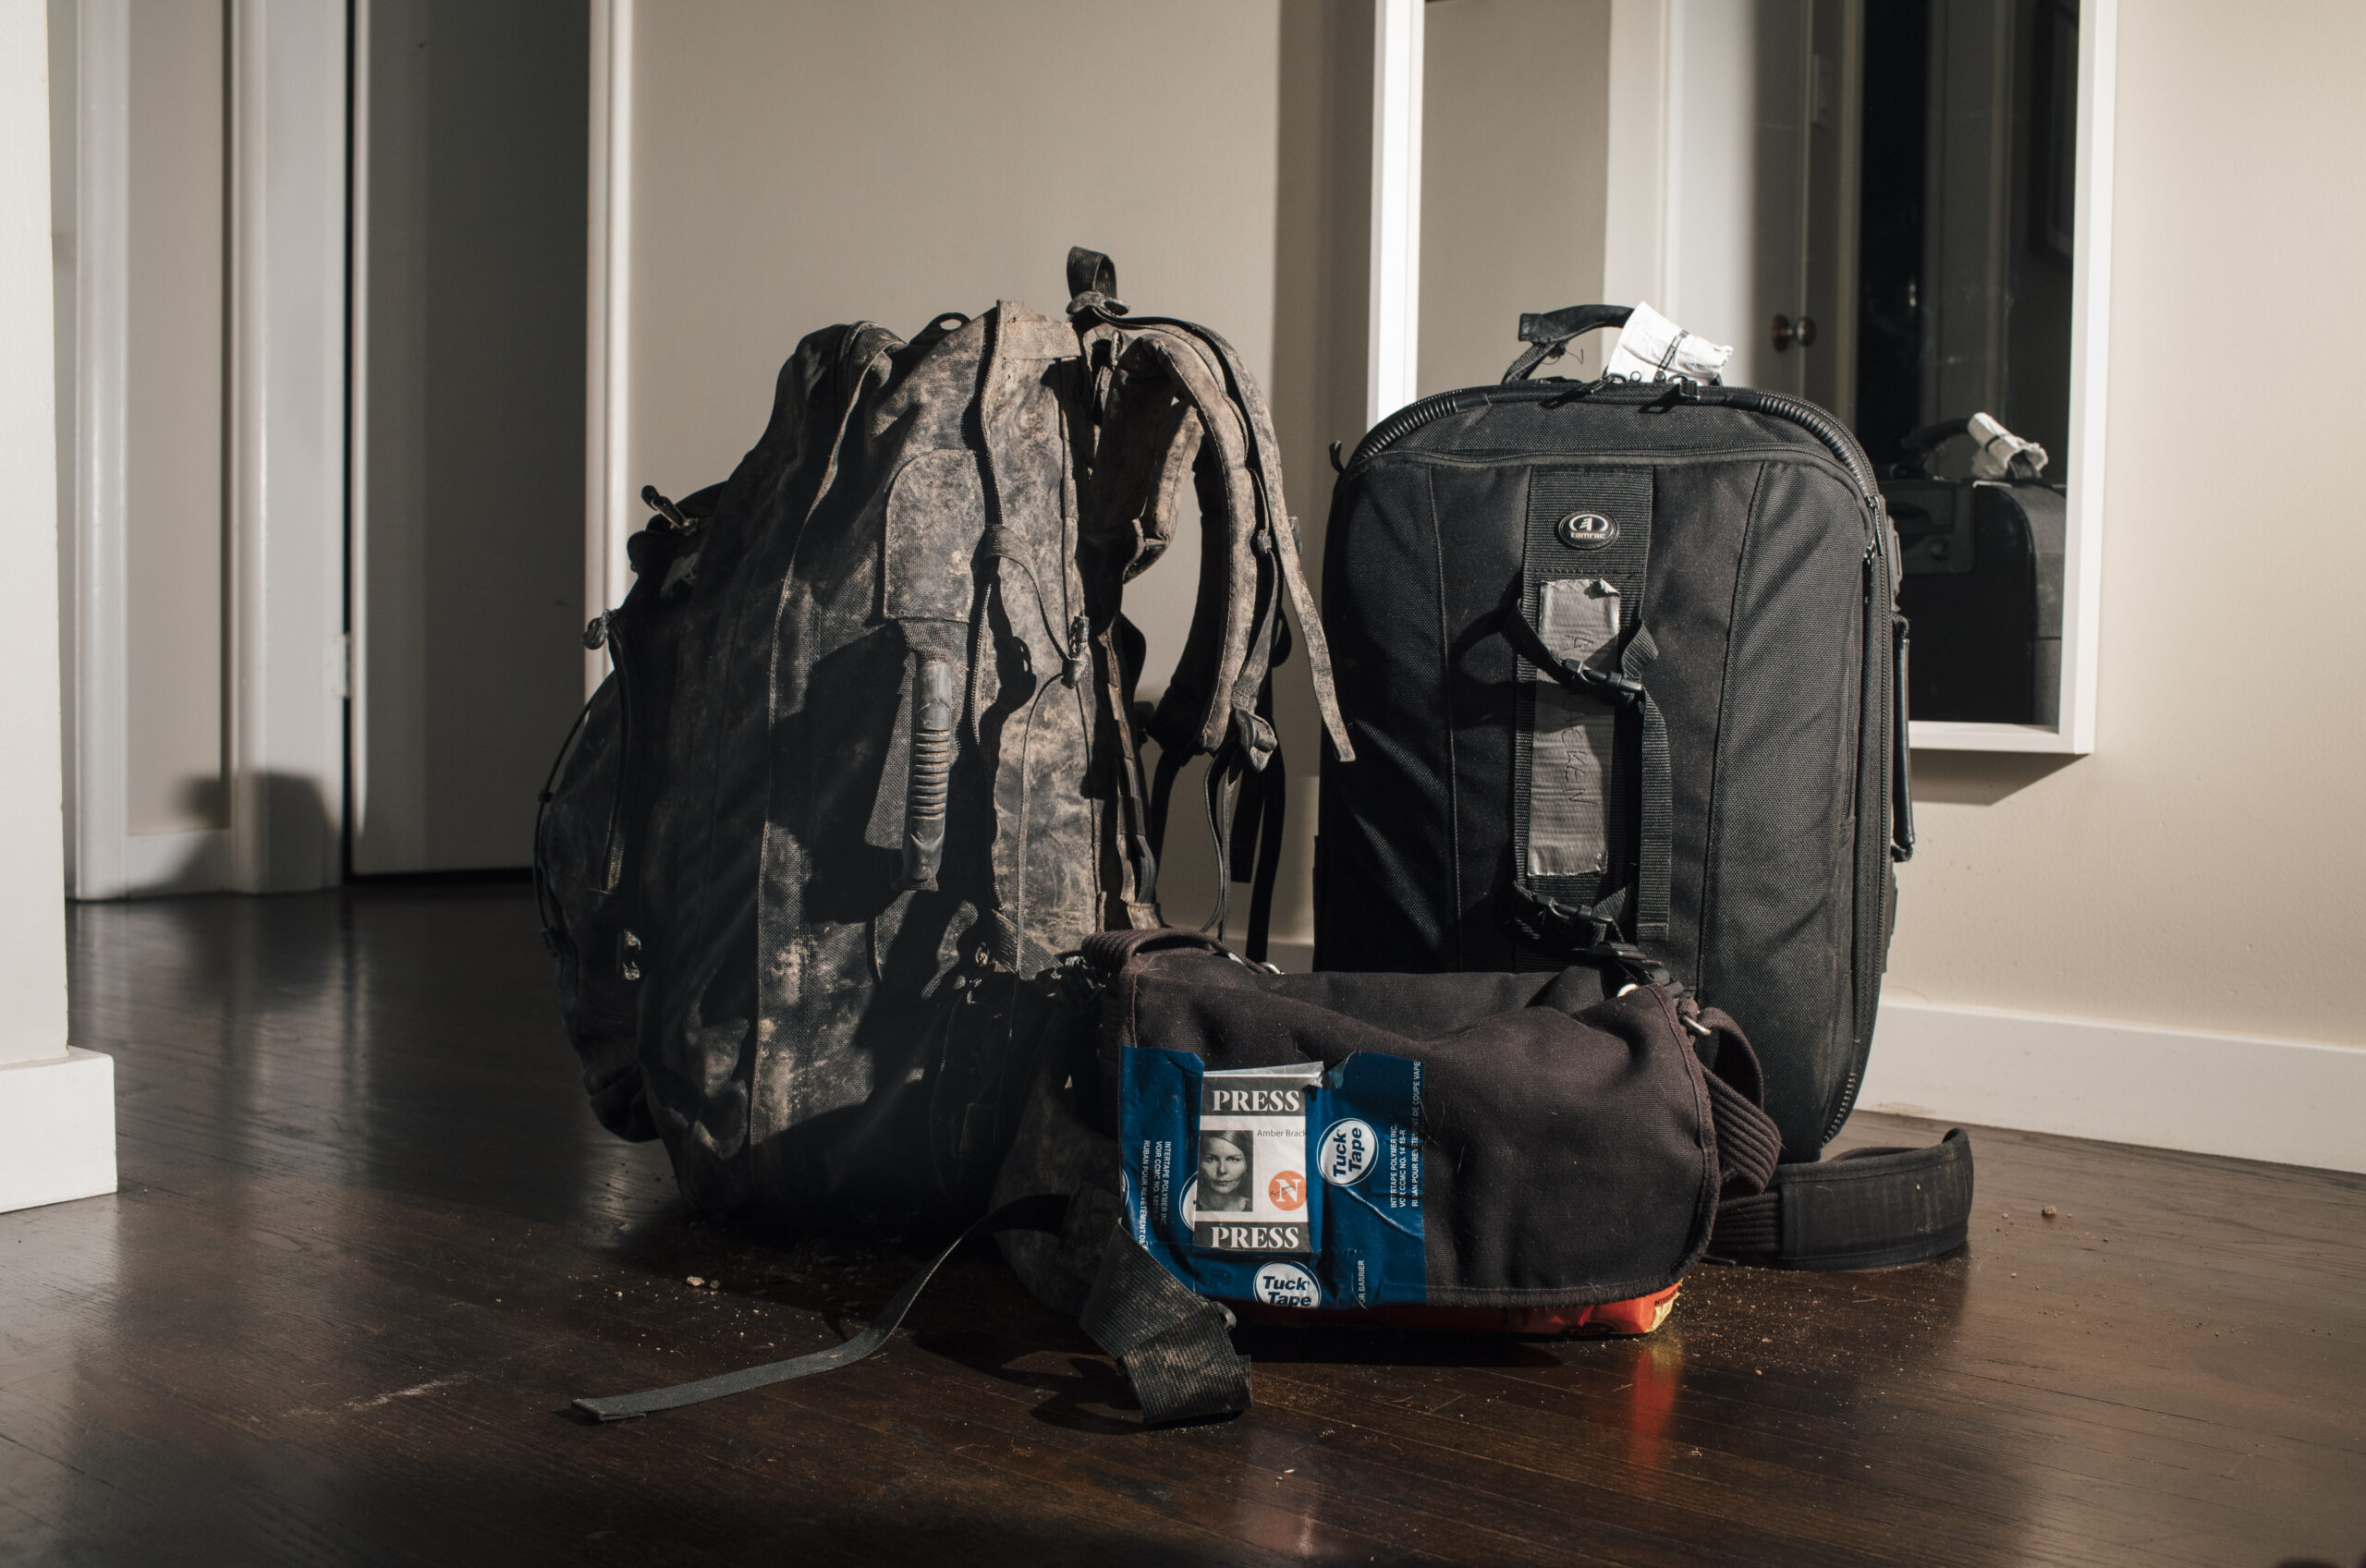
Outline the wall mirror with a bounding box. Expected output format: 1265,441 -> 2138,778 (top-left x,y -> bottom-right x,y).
1396,0 -> 2114,753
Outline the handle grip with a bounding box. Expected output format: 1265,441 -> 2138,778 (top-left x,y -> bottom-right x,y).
900,659 -> 958,891
1503,305 -> 1633,382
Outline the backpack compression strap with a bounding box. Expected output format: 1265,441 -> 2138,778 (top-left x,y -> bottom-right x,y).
1078,1221 -> 1253,1424
569,1195 -> 1068,1421
569,1191 -> 1250,1427
1501,592 -> 1675,944
1709,1129 -> 1975,1270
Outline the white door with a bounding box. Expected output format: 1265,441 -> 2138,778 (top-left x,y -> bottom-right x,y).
1667,0 -> 1860,405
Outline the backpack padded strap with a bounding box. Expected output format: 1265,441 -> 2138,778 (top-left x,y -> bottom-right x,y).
1078,304 -> 1351,765
1710,1129 -> 1975,1270
1090,331 -> 1270,761
1078,1220 -> 1251,1425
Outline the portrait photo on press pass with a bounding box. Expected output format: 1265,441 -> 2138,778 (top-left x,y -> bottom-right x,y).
1192,1130 -> 1253,1215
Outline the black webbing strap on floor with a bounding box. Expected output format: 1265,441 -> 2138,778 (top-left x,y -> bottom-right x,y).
570,1195 -> 1069,1422
1709,1129 -> 1975,1270
1078,1221 -> 1252,1425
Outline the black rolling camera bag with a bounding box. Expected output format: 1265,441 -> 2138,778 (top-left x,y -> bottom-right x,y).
1312,304 -> 1970,1269
1880,419 -> 2067,725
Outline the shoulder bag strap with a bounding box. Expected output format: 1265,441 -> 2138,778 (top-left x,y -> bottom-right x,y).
1709,1129 -> 1976,1270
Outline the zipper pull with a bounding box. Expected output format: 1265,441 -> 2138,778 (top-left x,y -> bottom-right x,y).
583,612 -> 609,650
1063,615 -> 1087,687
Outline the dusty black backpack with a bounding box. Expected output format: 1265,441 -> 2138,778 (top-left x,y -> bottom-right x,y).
1313,305 -> 1971,1270
534,249 -> 1349,1228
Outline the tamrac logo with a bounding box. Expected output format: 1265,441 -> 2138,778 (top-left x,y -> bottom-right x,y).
1206,1088 -> 1304,1113
1557,510 -> 1617,550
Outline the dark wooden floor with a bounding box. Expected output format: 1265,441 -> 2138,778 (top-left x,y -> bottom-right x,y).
1,884 -> 2360,1567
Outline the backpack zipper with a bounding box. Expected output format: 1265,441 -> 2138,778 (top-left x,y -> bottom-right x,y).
1823,546 -> 1893,1149
1347,377 -> 1882,509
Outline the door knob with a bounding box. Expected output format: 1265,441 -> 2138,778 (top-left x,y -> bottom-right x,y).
1772,314 -> 1818,351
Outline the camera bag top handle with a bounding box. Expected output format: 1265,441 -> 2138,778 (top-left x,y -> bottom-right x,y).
1892,415 -> 2050,482
1896,417 -> 1977,474
1502,304 -> 1633,382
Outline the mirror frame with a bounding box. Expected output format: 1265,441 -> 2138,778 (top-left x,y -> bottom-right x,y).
1375,0 -> 2116,755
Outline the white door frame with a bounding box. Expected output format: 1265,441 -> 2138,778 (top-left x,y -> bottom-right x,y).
225,0 -> 348,892
582,0 -> 633,699
63,0 -> 238,898
65,0 -> 348,898
1365,0 -> 1422,427
63,0 -> 136,900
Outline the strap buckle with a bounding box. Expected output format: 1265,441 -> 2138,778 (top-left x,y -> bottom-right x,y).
1506,893 -> 1620,953
1581,939 -> 1676,994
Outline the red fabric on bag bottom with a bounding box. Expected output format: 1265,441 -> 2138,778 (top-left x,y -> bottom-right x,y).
1227,1282 -> 1681,1337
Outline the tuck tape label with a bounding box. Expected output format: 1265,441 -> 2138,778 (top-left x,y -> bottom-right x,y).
1120,1049 -> 1424,1310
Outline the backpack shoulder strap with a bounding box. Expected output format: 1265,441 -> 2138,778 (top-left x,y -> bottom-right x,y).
1067,250 -> 1351,767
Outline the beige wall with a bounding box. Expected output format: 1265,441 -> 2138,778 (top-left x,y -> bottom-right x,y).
1886,3 -> 2366,1048
124,0 -> 226,837
1417,0 -> 1612,396
626,0 -> 1372,935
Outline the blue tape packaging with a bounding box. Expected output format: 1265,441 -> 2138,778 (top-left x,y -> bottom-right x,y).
1119,1048 -> 1426,1310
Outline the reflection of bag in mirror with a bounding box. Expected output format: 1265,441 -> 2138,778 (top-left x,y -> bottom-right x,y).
1880,415 -> 2066,726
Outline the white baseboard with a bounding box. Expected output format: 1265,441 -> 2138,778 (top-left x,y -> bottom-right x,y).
1206,939 -> 2362,1174
1865,999 -> 2366,1174
120,828 -> 229,896
0,1049 -> 118,1214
